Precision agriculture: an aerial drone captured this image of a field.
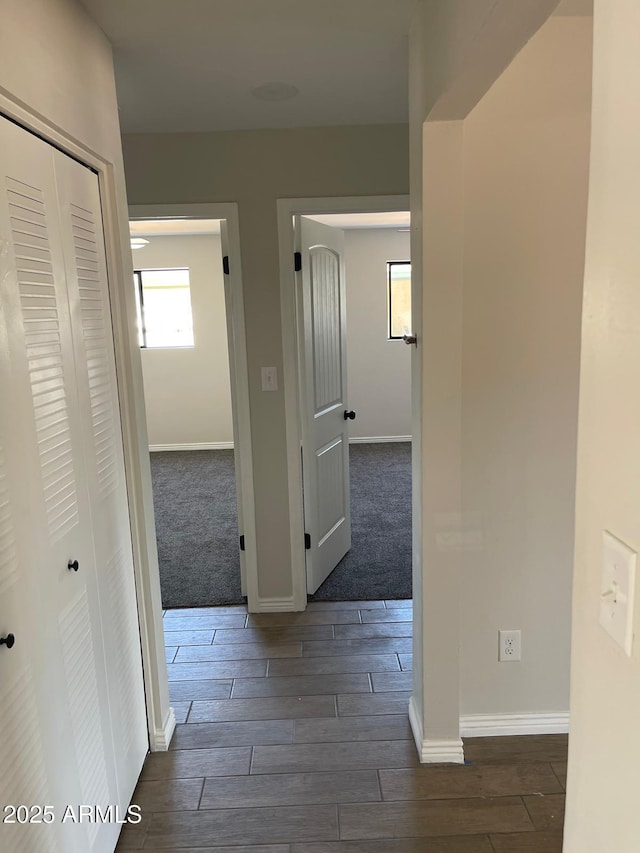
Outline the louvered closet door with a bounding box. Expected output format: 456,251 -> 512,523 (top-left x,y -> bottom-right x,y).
0,117 -> 146,853
52,149 -> 148,805
0,118 -> 116,853
0,189 -> 64,853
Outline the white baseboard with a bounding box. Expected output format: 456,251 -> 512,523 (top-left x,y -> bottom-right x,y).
149,442 -> 234,452
409,696 -> 465,764
151,707 -> 176,751
349,435 -> 412,444
254,595 -> 302,612
460,712 -> 570,738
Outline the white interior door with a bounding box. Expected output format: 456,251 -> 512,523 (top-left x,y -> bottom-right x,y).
295,216 -> 352,594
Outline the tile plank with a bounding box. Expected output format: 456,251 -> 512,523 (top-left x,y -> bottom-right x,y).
379,763 -> 563,801
161,613 -> 247,630
334,623 -> 412,640
337,691 -> 411,717
165,628 -> 215,646
171,720 -> 294,749
490,831 -> 564,852
268,653 -> 400,677
201,770 -> 381,809
233,673 -> 371,698
140,747 -> 252,781
143,804 -> 338,847
291,839 -> 493,853
215,625 -> 334,644
247,611 -> 360,627
551,761 -> 567,790
399,653 -> 412,671
165,606 -> 248,618
169,679 -> 233,702
371,671 -> 413,692
338,798 -> 534,840
360,609 -> 413,623
172,701 -> 192,724
384,599 -> 412,609
167,659 -> 268,681
522,793 -> 565,831
251,740 -> 418,774
175,643 -> 302,662
306,600 -> 385,611
165,646 -> 177,663
463,735 -> 569,765
132,778 -> 204,812
302,637 -> 413,658
294,714 -> 411,743
188,695 -> 336,724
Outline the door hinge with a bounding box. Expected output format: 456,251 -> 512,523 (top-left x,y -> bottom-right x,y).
223,255 -> 230,275
239,534 -> 245,551
304,532 -> 311,550
294,251 -> 302,272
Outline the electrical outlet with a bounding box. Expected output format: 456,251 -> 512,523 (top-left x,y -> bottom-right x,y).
499,629 -> 521,662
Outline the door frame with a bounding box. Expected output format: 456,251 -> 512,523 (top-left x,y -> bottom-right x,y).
128,203 -> 258,606
277,195 -> 411,610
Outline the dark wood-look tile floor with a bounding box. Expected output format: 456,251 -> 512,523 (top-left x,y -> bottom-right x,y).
115,601 -> 567,852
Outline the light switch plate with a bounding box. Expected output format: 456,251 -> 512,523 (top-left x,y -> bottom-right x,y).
600,531 -> 636,656
261,366 -> 278,392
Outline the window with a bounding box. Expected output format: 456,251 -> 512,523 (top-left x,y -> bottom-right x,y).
134,268 -> 195,348
387,261 -> 411,340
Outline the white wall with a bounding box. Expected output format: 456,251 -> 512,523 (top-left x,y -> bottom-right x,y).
345,229 -> 411,440
459,14 -> 592,716
136,234 -> 233,448
564,1 -> 640,850
122,126 -> 409,601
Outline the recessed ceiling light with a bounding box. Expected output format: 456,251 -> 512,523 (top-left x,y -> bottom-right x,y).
130,237 -> 149,250
251,82 -> 299,102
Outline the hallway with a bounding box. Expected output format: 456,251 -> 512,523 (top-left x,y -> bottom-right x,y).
116,601 -> 567,850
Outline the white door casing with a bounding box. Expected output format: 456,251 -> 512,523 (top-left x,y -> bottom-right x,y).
295,216 -> 351,594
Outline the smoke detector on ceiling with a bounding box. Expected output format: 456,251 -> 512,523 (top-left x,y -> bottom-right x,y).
251,82 -> 299,101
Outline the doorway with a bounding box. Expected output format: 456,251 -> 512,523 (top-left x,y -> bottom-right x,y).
277,196 -> 412,607
129,204 -> 258,611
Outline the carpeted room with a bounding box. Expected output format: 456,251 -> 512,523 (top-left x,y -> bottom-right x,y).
135,217 -> 412,608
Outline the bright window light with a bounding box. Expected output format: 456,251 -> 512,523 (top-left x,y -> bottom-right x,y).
388,261 -> 411,340
134,268 -> 195,348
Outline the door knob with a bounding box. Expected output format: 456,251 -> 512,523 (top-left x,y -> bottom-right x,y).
0,634 -> 15,649
68,559 -> 79,572
403,333 -> 417,346
344,410 -> 356,420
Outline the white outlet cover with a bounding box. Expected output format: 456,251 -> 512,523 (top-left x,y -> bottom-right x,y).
600,531 -> 636,656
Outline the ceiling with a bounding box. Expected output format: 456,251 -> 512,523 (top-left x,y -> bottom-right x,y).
79,0 -> 418,134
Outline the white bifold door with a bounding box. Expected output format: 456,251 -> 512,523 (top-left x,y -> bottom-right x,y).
0,118 -> 147,853
295,216 -> 353,594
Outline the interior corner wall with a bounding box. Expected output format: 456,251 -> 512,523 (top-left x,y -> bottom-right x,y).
564,1 -> 640,850
344,228 -> 411,441
459,14 -> 592,716
122,125 -> 409,600
136,234 -> 233,448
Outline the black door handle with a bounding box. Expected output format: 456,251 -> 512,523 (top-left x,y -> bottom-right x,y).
0,634 -> 15,649
68,559 -> 79,572
344,410 -> 356,420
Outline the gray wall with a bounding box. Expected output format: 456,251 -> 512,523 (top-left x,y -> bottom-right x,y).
122,125 -> 409,599
460,14 -> 592,715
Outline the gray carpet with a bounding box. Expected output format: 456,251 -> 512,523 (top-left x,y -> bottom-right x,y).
150,450 -> 241,608
150,443 -> 412,608
310,442 -> 412,602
